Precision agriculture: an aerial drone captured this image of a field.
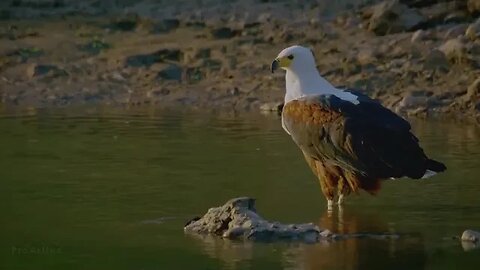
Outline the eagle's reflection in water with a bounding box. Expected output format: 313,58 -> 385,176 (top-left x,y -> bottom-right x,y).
283,207 -> 426,270
188,207 -> 426,270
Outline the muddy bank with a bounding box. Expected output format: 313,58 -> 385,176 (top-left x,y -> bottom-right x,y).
0,0 -> 479,122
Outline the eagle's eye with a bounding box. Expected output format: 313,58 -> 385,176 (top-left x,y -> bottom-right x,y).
287,55 -> 294,60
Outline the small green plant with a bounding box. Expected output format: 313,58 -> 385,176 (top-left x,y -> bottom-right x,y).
11,47 -> 44,62
80,37 -> 111,55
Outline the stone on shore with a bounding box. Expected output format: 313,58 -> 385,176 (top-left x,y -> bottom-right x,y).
438,38 -> 467,62
367,0 -> 425,36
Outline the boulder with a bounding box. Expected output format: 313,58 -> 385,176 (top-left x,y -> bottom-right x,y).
367,0 -> 425,36
184,197 -> 325,242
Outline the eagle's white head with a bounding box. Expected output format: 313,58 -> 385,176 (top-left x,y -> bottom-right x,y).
271,45 -> 317,74
272,45 -> 359,104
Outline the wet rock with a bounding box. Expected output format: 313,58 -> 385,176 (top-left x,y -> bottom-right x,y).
438,38 -> 467,62
461,229 -> 480,242
184,197 -> 325,242
26,64 -> 66,78
367,0 -> 425,36
210,27 -> 239,39
157,64 -> 182,81
125,49 -> 183,68
465,19 -> 480,40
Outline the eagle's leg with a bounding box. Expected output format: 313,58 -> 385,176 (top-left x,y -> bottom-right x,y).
327,199 -> 334,211
336,175 -> 350,205
301,153 -> 337,210
320,177 -> 336,211
337,194 -> 345,205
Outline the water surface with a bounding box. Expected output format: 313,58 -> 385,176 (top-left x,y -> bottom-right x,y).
1,108 -> 480,270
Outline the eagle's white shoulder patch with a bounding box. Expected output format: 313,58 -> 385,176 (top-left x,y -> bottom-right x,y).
335,88 -> 360,105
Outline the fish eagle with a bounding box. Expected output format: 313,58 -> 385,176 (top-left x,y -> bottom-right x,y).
271,45 -> 446,209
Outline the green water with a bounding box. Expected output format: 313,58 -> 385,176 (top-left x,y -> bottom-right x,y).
1,109 -> 479,270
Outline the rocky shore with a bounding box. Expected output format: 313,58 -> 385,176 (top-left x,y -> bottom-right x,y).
0,0 -> 479,122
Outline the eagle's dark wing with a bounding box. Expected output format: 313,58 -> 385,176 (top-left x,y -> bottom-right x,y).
282,93 -> 445,179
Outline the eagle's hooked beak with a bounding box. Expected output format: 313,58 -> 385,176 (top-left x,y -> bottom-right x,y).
270,56 -> 292,73
271,59 -> 279,73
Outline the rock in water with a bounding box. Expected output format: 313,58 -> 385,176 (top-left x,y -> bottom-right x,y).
461,229 -> 480,242
461,229 -> 480,251
184,197 -> 324,243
